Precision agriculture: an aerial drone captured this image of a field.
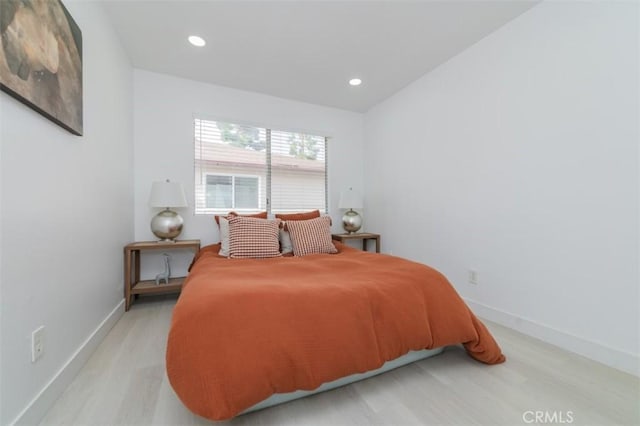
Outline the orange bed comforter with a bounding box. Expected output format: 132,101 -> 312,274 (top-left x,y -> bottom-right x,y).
166,243 -> 505,420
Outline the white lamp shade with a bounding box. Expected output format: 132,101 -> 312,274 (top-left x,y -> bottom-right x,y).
339,188 -> 363,209
149,180 -> 188,208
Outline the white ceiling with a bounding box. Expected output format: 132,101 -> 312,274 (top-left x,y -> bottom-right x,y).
101,1 -> 538,112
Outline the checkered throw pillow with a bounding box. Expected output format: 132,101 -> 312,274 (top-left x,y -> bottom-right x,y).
228,216 -> 282,258
286,216 -> 337,257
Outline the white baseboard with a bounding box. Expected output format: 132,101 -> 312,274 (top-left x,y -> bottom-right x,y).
465,298 -> 639,377
11,300 -> 125,426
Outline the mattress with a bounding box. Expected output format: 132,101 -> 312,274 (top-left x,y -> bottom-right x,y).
243,347 -> 444,414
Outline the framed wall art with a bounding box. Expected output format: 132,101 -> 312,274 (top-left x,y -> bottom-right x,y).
0,0 -> 83,135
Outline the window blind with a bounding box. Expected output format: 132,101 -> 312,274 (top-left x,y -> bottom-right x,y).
194,118 -> 327,215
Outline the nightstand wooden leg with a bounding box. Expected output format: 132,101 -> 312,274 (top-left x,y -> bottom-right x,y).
124,249 -> 132,311
134,250 -> 141,283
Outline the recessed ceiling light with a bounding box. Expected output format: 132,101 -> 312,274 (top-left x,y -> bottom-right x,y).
188,35 -> 206,47
349,78 -> 362,86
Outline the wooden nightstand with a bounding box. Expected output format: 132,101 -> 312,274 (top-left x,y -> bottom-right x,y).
124,239 -> 200,311
332,233 -> 380,253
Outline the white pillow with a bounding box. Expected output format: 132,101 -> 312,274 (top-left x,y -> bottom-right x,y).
279,228 -> 293,254
218,217 -> 230,257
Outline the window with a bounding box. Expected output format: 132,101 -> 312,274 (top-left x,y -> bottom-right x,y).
194,119 -> 327,215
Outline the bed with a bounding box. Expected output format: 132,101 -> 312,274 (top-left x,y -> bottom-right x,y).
166,222 -> 505,421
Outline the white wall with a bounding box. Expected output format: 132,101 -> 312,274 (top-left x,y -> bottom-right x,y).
134,70 -> 364,278
0,43 -> 4,425
0,2 -> 133,424
364,1 -> 639,374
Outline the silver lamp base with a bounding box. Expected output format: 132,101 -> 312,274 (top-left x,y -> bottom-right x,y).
342,209 -> 362,234
150,208 -> 184,241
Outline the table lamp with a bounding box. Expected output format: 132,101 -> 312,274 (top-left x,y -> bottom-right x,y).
339,188 -> 363,233
149,179 -> 188,241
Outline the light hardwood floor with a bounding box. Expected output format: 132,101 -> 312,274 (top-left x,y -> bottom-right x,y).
40,295 -> 639,426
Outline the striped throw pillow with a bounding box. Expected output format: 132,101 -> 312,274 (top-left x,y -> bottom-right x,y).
228,217 -> 282,258
275,210 -> 321,254
286,216 -> 337,257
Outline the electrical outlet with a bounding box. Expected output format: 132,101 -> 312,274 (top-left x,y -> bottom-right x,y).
31,326 -> 45,363
468,269 -> 479,285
